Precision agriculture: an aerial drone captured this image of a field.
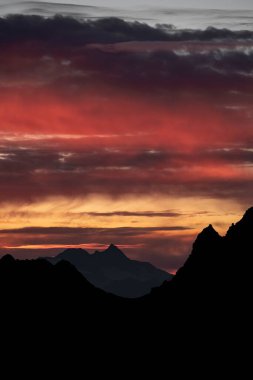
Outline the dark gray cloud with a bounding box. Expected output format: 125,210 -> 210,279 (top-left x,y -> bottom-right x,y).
0,15 -> 170,45
83,211 -> 181,217
0,226 -> 191,236
1,18 -> 253,96
1,15 -> 253,47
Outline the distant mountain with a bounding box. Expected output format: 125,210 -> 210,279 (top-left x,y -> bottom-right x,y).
48,244 -> 172,298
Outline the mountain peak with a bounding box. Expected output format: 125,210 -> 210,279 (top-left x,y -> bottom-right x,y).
105,244 -> 124,255
96,244 -> 129,260
200,224 -> 219,237
93,244 -> 127,258
193,224 -> 221,247
0,254 -> 16,264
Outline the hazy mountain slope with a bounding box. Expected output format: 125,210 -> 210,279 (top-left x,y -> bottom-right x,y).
49,244 -> 172,298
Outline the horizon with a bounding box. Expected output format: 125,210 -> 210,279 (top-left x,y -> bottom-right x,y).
0,206 -> 250,275
0,2 -> 253,273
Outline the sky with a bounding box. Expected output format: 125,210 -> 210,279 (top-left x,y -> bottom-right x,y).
81,0 -> 253,9
1,1 -> 252,9
2,1 -> 253,30
0,2 -> 253,272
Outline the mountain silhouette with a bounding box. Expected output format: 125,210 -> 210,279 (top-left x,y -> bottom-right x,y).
147,207 -> 253,321
0,254 -> 131,321
48,244 -> 172,298
1,207 -> 252,331
175,208 -> 253,290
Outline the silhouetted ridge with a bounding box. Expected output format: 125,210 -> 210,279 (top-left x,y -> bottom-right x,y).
149,207 -> 253,316
0,255 -> 124,316
227,207 -> 253,237
0,254 -> 16,264
58,248 -> 89,257
174,224 -> 221,282
241,206 -> 253,221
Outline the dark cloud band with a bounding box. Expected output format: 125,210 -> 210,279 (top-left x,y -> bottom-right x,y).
1,15 -> 253,46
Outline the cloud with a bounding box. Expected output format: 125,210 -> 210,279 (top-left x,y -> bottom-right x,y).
1,142 -> 253,203
1,16 -> 253,103
0,15 -> 171,46
0,226 -> 192,237
83,211 -> 181,217
0,141 -> 253,205
1,15 -> 253,46
2,16 -> 253,98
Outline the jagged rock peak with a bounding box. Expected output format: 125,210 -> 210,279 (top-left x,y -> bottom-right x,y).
199,224 -> 219,237
105,244 -> 124,254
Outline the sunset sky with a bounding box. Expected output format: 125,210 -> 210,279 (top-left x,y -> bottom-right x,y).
0,1 -> 253,272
